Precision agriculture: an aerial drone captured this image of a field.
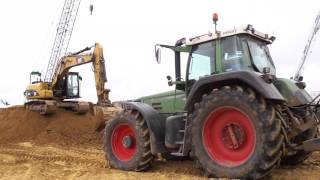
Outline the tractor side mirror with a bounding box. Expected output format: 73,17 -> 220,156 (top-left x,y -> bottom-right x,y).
155,45 -> 162,64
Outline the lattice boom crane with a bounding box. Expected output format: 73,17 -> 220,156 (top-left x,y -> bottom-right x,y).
44,0 -> 82,82
293,11 -> 320,81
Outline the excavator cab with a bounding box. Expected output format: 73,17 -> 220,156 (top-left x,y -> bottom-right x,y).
54,72 -> 81,99
30,71 -> 42,84
66,72 -> 81,98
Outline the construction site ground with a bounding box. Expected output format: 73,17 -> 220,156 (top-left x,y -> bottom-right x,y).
1,107 -> 320,180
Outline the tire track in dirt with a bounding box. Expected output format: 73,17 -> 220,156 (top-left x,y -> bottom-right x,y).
0,143 -> 106,168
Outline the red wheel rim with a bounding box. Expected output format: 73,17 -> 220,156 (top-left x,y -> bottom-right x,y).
203,107 -> 256,167
111,123 -> 136,161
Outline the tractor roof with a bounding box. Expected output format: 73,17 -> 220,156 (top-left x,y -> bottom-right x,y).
186,25 -> 275,46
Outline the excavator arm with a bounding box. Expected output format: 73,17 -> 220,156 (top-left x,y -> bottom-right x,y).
50,43 -> 111,105
92,44 -> 111,106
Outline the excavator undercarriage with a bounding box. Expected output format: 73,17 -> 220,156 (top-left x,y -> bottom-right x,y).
25,100 -> 89,115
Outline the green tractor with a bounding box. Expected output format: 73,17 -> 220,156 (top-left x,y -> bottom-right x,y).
103,15 -> 320,179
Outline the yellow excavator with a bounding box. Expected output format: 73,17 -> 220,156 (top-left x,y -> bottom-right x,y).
24,43 -> 111,115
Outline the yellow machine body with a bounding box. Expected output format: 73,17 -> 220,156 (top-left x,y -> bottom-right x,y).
25,82 -> 53,100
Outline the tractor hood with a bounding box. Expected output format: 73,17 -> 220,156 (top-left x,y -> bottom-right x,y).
273,78 -> 312,106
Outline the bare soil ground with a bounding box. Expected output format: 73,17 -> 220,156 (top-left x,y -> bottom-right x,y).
0,106 -> 320,180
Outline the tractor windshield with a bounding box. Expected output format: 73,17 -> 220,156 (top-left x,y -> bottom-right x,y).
221,35 -> 276,75
247,38 -> 276,74
221,36 -> 252,72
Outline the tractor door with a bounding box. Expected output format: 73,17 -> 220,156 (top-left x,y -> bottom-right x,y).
186,40 -> 216,94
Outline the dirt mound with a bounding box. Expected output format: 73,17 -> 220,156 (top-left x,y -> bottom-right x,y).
0,106 -> 106,147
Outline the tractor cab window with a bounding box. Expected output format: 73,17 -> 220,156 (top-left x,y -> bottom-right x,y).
188,42 -> 215,80
220,36 -> 276,75
221,36 -> 251,72
247,39 -> 276,74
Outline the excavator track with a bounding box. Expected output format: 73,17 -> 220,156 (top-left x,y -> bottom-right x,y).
25,100 -> 56,115
25,101 -> 89,115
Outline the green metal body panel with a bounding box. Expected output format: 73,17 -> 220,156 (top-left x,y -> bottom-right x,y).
215,39 -> 222,73
274,78 -> 312,106
138,90 -> 186,114
175,46 -> 192,52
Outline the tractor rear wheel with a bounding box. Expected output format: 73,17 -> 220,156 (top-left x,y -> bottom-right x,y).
191,86 -> 283,179
103,109 -> 153,171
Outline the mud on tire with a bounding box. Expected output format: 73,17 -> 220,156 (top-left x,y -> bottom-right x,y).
103,109 -> 153,171
191,86 -> 283,179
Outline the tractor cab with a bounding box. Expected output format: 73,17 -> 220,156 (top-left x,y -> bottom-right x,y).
155,24 -> 277,95
188,33 -> 276,77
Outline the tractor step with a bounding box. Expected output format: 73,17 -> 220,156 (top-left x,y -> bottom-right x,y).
170,114 -> 190,157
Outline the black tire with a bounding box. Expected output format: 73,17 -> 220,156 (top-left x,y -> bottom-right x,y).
281,127 -> 317,165
103,109 -> 153,171
191,85 -> 283,179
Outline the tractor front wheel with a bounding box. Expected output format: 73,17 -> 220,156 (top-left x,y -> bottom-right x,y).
103,110 -> 153,171
191,86 -> 283,179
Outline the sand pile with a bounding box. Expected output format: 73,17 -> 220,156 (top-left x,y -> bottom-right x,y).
0,106 -> 106,146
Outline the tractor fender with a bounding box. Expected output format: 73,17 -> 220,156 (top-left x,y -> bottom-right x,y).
116,101 -> 166,154
185,70 -> 285,112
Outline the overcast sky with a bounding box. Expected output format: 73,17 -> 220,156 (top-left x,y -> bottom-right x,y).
0,0 -> 320,106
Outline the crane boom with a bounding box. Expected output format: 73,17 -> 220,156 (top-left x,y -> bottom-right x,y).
44,0 -> 82,82
293,11 -> 320,81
